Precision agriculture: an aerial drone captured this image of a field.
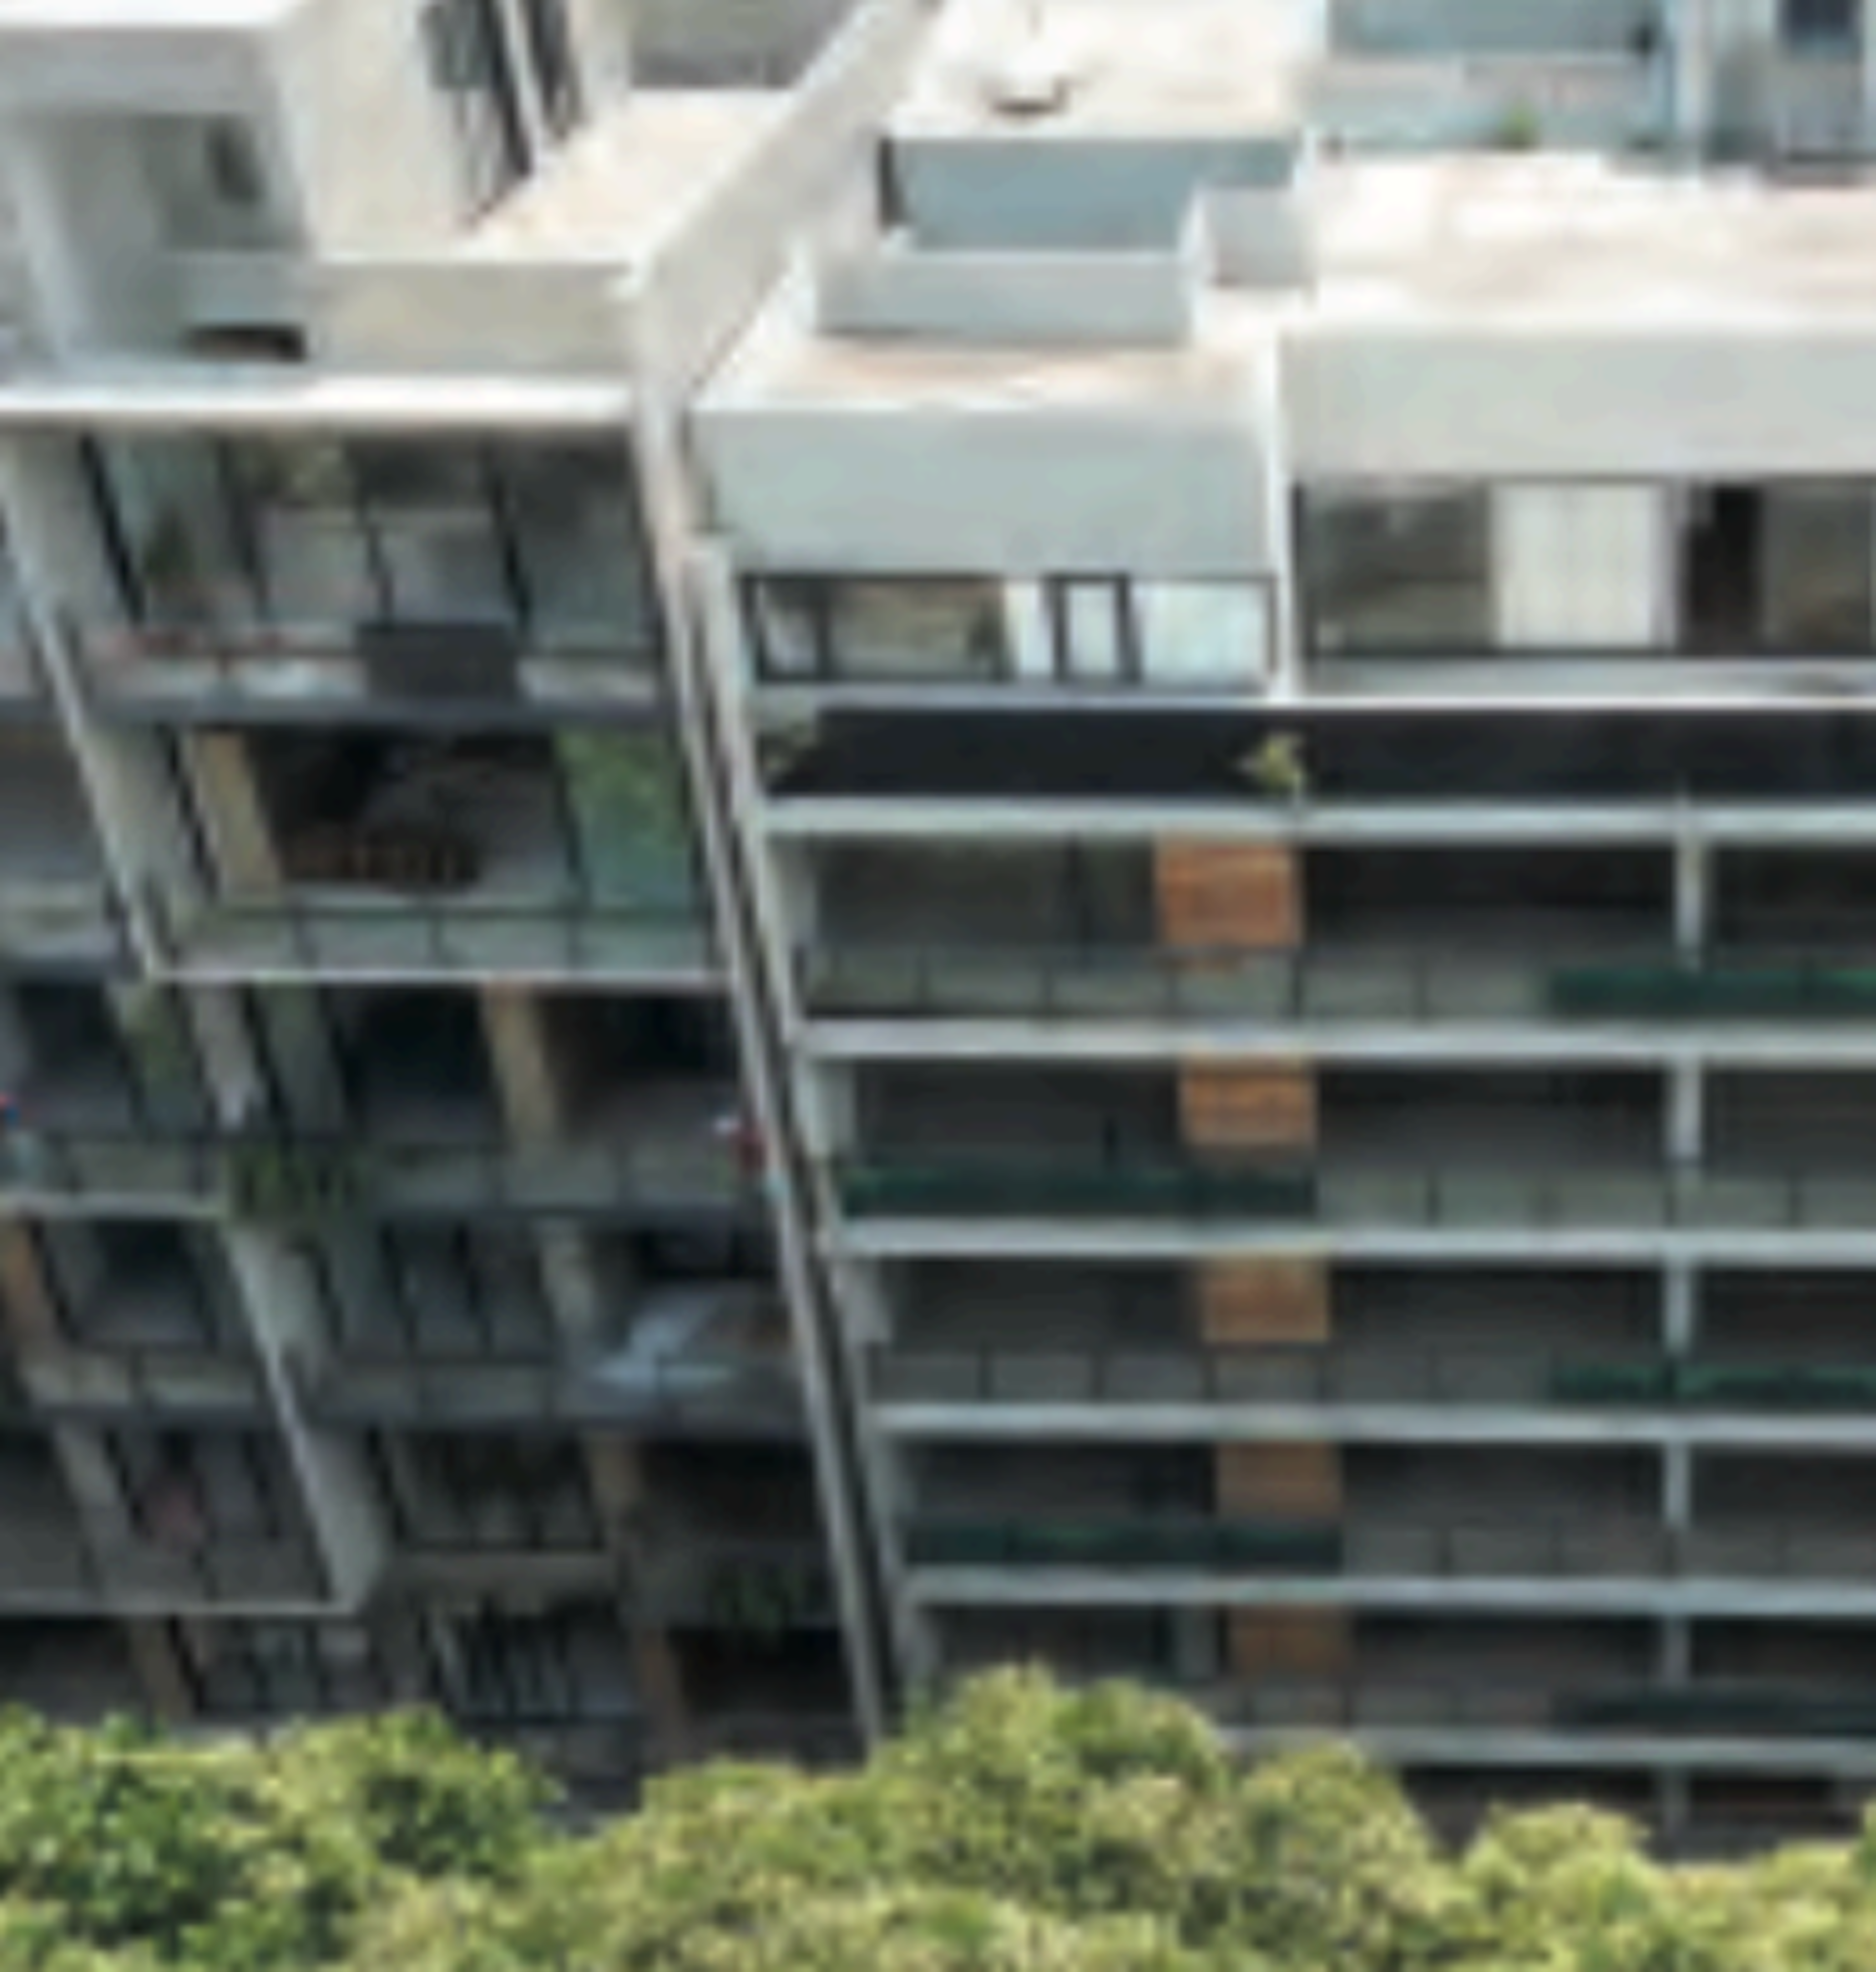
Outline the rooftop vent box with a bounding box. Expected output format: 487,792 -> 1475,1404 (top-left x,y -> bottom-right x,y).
355,620 -> 520,701
981,5 -> 1078,116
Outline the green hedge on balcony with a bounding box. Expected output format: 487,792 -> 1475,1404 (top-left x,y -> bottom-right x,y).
1555,1684 -> 1876,1736
1550,1361 -> 1876,1409
1550,964 -> 1876,1020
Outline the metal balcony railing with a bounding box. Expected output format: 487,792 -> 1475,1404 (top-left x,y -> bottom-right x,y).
0,1128 -> 764,1223
1227,1679 -> 1876,1740
832,1155 -> 1876,1233
903,1516 -> 1341,1570
0,1517 -> 331,1612
874,1345 -> 1876,1413
806,941 -> 1876,1026
20,1345 -> 268,1421
903,1515 -> 1876,1583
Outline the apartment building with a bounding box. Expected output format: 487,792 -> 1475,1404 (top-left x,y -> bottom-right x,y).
683,0 -> 1876,1852
0,0 -> 927,1801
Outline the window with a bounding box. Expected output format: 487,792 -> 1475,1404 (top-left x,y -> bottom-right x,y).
501,442 -> 652,652
374,1433 -> 599,1550
422,0 -> 530,213
111,1430 -> 298,1546
518,0 -> 585,140
1784,0 -> 1858,51
1133,583 -> 1269,687
1759,484 -> 1874,654
340,1227 -> 556,1361
425,1600 -> 639,1723
747,574 -> 1270,691
177,1620 -> 387,1717
144,116 -> 283,253
1299,486 -> 1493,655
829,579 -> 1006,681
351,441 -> 510,624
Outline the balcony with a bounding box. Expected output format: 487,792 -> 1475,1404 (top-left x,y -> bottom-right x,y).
304,1287 -> 800,1437
0,730 -> 122,969
74,434 -> 661,717
900,1514 -> 1876,1592
767,706 -> 1876,814
20,1346 -> 266,1424
154,727 -> 708,983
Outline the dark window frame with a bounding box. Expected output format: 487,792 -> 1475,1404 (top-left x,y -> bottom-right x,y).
422,0 -> 531,215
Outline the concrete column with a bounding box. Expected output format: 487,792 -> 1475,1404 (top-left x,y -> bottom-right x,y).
1674,830 -> 1708,955
836,1258 -> 894,1348
122,1619 -> 194,1722
176,985 -> 267,1127
51,1422 -> 133,1530
800,1063 -> 857,1161
771,842 -> 820,959
0,1218 -> 62,1349
222,1229 -> 387,1608
1664,1262 -> 1698,1354
1658,1768 -> 1692,1847
585,1435 -> 690,1760
1668,1059 -> 1704,1167
183,731 -> 281,895
479,986 -> 569,1146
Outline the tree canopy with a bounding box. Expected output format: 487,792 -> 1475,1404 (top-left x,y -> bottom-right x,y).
0,1670 -> 1872,1970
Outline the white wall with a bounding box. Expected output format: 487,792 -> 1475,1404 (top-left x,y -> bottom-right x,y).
267,0 -> 463,257
1290,325 -> 1876,477
699,394 -> 1275,573
1493,484 -> 1669,648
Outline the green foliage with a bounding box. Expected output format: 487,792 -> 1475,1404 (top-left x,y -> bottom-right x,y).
9,1672 -> 1876,1970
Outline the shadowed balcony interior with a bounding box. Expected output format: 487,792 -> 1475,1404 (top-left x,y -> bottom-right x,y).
814,842 -> 1673,961
1701,1272 -> 1876,1367
770,706 -> 1876,803
35,1219 -> 246,1354
855,1064 -> 1667,1172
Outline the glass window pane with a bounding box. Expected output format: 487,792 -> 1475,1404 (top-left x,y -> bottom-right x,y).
500,442 -> 651,652
828,579 -> 1005,681
557,729 -> 700,914
98,439 -> 259,635
230,441 -> 376,633
1762,484 -> 1873,654
353,442 -> 511,625
1059,582 -> 1125,681
142,116 -> 285,252
1134,582 -> 1269,687
519,0 -> 584,138
1301,486 -> 1492,655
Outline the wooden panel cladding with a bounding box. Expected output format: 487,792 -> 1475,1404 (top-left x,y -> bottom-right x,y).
1227,1607 -> 1352,1680
1180,1063 -> 1318,1153
1154,842 -> 1302,953
0,1223 -> 59,1349
1215,1441 -> 1343,1519
1198,1258 -> 1331,1347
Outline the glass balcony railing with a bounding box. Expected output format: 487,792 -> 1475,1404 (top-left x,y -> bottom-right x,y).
835,1157 -> 1317,1220
148,888 -> 712,983
809,942 -> 1876,1026
1227,1680 -> 1876,1741
0,1130 -> 763,1223
833,1156 -> 1876,1232
905,1515 -> 1876,1584
20,1346 -> 268,1422
875,1346 -> 1876,1413
903,1516 -> 1341,1570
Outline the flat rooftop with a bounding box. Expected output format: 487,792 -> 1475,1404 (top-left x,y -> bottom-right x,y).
465,91 -> 781,259
1308,152 -> 1876,321
891,0 -> 1308,139
0,0 -> 293,24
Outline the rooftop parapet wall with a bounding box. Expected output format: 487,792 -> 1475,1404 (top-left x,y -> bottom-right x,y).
815,237 -> 1196,345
